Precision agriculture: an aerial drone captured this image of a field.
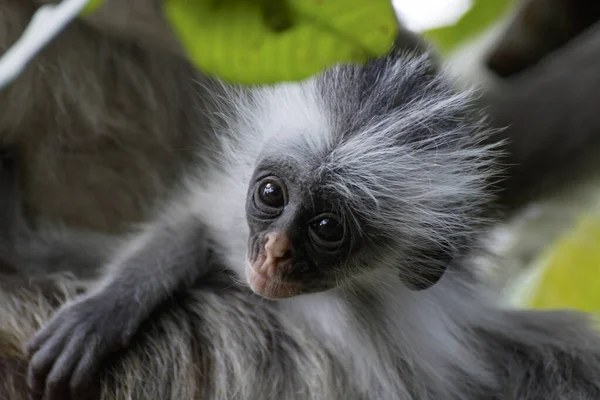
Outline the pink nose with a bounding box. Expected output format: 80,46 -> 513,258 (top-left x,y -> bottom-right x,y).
264,232 -> 292,260
255,232 -> 292,278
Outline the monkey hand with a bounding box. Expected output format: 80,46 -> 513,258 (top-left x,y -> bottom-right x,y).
26,292 -> 142,400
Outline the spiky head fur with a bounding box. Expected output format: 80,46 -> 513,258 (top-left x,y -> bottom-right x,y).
196,50 -> 502,292
179,50 -> 510,399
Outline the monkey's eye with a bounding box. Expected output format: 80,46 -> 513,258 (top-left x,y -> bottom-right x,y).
254,177 -> 287,215
259,181 -> 284,207
309,214 -> 345,250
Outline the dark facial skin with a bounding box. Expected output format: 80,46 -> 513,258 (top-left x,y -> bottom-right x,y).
244,164 -> 355,299
243,157 -> 460,297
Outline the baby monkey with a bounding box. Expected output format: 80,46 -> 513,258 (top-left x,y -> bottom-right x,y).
3,49 -> 600,399
0,49 -> 493,398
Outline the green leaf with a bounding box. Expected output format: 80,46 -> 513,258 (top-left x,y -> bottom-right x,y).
528,215 -> 600,313
423,0 -> 515,54
81,0 -> 104,15
164,0 -> 399,84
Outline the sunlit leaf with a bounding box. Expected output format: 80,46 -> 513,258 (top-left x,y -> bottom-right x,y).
164,0 -> 399,84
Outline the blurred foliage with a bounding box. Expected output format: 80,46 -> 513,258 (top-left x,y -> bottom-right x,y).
423,0 -> 516,53
163,0 -> 398,84
528,215 -> 600,313
80,0 -> 515,83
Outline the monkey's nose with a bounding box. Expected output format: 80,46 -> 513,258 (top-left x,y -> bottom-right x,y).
264,232 -> 292,261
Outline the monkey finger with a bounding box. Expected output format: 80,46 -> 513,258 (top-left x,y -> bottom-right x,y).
42,329 -> 89,400
26,323 -> 71,398
26,311 -> 70,357
26,325 -> 57,358
69,339 -> 104,397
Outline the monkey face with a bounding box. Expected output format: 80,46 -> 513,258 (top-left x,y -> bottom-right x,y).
244,170 -> 357,300
242,146 -> 479,298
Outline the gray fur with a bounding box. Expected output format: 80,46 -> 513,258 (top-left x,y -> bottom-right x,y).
0,0 -> 210,235
0,149 -> 117,278
1,48 -> 599,400
1,263 -> 600,399
485,0 -> 600,78
481,20 -> 600,216
1,5 -> 600,399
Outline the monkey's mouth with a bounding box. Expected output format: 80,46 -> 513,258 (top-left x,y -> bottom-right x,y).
246,267 -> 302,300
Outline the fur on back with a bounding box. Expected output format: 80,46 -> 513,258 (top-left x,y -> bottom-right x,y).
0,1 -> 213,234
1,270 -> 600,399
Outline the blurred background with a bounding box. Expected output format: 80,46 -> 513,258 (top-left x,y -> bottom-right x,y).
393,0 -> 472,32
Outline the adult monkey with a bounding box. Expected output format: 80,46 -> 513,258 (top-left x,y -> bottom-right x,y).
485,0 -> 600,78
0,0 -> 210,250
476,1 -> 600,285
481,0 -> 600,202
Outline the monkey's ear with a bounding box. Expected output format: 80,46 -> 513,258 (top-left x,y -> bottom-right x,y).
399,243 -> 456,291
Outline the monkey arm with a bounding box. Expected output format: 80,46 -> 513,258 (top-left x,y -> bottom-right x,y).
24,211 -> 215,400
482,21 -> 600,215
0,152 -> 217,399
0,271 -> 349,400
0,271 -> 288,400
